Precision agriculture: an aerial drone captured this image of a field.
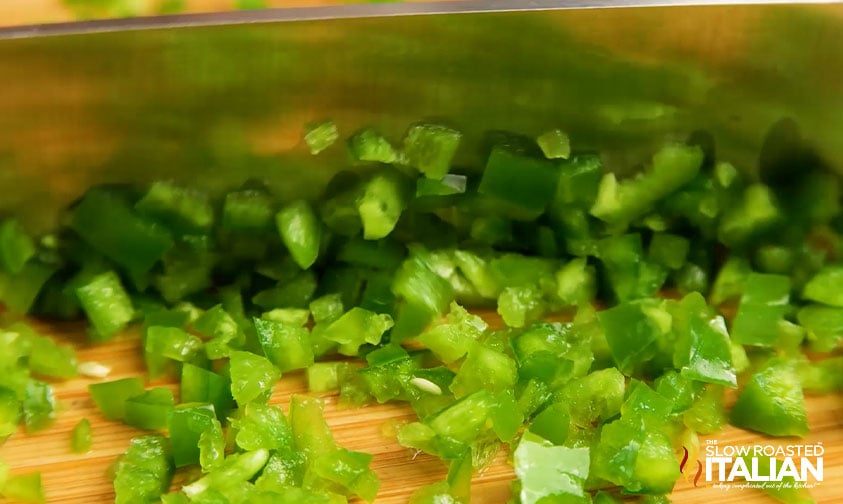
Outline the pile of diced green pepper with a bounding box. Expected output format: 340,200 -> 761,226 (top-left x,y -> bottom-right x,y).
0,119 -> 841,503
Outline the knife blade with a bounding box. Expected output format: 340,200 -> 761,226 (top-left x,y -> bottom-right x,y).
0,0 -> 840,231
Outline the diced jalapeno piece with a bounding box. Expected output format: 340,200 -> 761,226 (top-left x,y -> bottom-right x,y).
76,271 -> 135,342
403,123 -> 461,179
304,120 -> 339,155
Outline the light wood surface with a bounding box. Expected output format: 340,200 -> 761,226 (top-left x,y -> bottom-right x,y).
0,316 -> 841,504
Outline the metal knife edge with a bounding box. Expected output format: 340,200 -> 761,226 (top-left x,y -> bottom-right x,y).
0,0 -> 836,40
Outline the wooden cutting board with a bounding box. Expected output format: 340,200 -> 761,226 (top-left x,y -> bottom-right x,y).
1,317 -> 841,504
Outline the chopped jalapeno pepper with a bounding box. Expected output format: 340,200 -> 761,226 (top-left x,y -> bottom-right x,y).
0,120 -> 841,504
88,378 -> 145,422
70,418 -> 93,453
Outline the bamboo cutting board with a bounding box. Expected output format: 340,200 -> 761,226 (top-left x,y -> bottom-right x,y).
1,317 -> 841,504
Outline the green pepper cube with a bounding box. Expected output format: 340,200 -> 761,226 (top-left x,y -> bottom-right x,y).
489,390 -> 522,442
193,304 -> 245,360
511,322 -> 588,387
276,200 -> 321,269
2,472 -> 45,503
536,129 -> 571,160
393,252 -> 454,316
145,325 -> 204,375
253,451 -> 307,492
1,261 -> 59,314
135,181 -> 214,234
552,154 -> 602,209
803,266 -> 843,307
554,211 -> 595,259
254,318 -> 314,372
348,128 -> 398,164
673,293 -> 736,387
598,301 -> 664,374
229,350 -> 279,405
180,363 -> 234,420
88,377 -> 145,421
336,237 -> 406,272
198,417 -> 224,472
453,249 -> 500,299
321,307 -> 393,356
366,343 -> 410,367
125,387 -> 175,430
415,174 -> 467,197
232,403 -> 294,452
528,402 -> 571,446
71,189 -> 173,277
683,384 -> 726,434
709,256 -> 751,305
754,244 -> 795,275
470,215 -> 513,246
593,417 -> 679,494
71,418 -> 93,453
289,395 -> 337,459
428,390 -> 495,446
621,381 -> 674,423
306,362 -> 348,393
514,431 -> 590,504
28,335 -> 78,380
416,303 -> 486,364
357,173 -> 406,240
153,252 -> 211,304
169,403 -> 217,468
797,304 -> 843,353
222,189 -> 274,232
397,422 -> 444,458
0,388 -> 21,439
359,347 -> 415,404
648,233 -> 690,270
309,293 -> 344,324
555,258 -> 597,307
409,481 -> 455,504
160,493 -> 190,504
261,308 -> 310,326
450,342 -> 517,398
252,271 -> 318,310
304,120 -> 339,155
444,455 -> 471,504
23,380 -> 56,433
717,183 -> 780,246
731,273 -> 790,347
478,147 -> 558,213
599,233 -> 668,302
593,492 -> 622,504
797,356 -> 843,394
321,177 -> 364,237
730,360 -> 808,437
497,284 -> 545,329
113,434 -> 174,504
76,271 -> 135,342
181,449 -> 269,499
489,253 -> 557,289
556,368 -> 625,426
0,219 -> 36,274
591,144 -> 703,225
403,123 -> 462,179
312,448 -> 380,502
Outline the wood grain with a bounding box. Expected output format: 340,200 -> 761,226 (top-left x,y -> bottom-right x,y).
0,318 -> 841,504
